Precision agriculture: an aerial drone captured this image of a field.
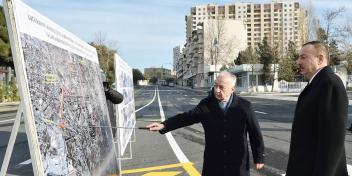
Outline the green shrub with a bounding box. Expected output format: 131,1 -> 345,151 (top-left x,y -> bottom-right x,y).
0,81 -> 20,102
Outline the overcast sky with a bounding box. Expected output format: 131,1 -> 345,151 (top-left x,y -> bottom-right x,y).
2,0 -> 352,72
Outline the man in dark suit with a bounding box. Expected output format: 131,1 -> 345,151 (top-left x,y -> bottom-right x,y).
147,71 -> 265,176
286,41 -> 348,176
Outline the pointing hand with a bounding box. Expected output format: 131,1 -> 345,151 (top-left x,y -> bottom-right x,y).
146,122 -> 165,131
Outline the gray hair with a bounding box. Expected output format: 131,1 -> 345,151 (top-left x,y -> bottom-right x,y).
216,71 -> 237,87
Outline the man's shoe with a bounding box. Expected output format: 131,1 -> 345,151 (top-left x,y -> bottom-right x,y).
347,127 -> 352,132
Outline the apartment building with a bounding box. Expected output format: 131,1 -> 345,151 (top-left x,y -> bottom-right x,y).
173,45 -> 185,85
181,19 -> 247,88
187,0 -> 307,52
175,0 -> 307,88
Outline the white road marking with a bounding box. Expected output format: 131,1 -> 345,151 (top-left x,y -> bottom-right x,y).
143,90 -> 185,92
142,114 -> 156,117
255,111 -> 268,115
16,159 -> 32,168
157,87 -> 189,163
0,118 -> 15,123
135,87 -> 157,113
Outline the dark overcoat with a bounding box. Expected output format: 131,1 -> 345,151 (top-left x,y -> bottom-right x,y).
160,93 -> 265,176
286,66 -> 348,176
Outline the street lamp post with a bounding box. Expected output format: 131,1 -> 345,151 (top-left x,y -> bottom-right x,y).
209,38 -> 219,87
213,37 -> 219,77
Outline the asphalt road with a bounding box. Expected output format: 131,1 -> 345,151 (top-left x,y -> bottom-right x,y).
0,85 -> 351,175
122,85 -> 352,176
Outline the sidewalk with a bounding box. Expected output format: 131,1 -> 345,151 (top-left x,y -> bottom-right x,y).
176,85 -> 352,103
175,85 -> 210,94
0,102 -> 20,113
241,92 -> 299,102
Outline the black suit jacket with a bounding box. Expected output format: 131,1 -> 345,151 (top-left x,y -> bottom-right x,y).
286,66 -> 348,176
160,93 -> 265,176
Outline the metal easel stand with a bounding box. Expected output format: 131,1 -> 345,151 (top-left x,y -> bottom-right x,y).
115,128 -> 135,160
0,103 -> 23,176
114,128 -> 136,176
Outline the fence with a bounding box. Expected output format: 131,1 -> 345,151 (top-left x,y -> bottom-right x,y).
279,81 -> 307,93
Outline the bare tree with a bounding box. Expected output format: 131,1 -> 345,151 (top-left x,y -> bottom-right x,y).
303,0 -> 320,41
312,7 -> 349,66
338,17 -> 352,51
323,7 -> 346,42
93,31 -> 119,53
203,18 -> 241,77
93,31 -> 107,46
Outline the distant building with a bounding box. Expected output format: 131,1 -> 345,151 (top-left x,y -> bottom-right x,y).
144,67 -> 172,84
173,45 -> 185,86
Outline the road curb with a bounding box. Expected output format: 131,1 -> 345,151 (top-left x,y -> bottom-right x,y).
0,108 -> 18,113
0,101 -> 20,106
175,85 -> 208,94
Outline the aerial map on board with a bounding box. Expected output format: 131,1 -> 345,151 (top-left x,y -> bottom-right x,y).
21,32 -> 118,175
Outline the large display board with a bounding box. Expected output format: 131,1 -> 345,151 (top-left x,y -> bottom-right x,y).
3,0 -> 118,175
114,54 -> 136,155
